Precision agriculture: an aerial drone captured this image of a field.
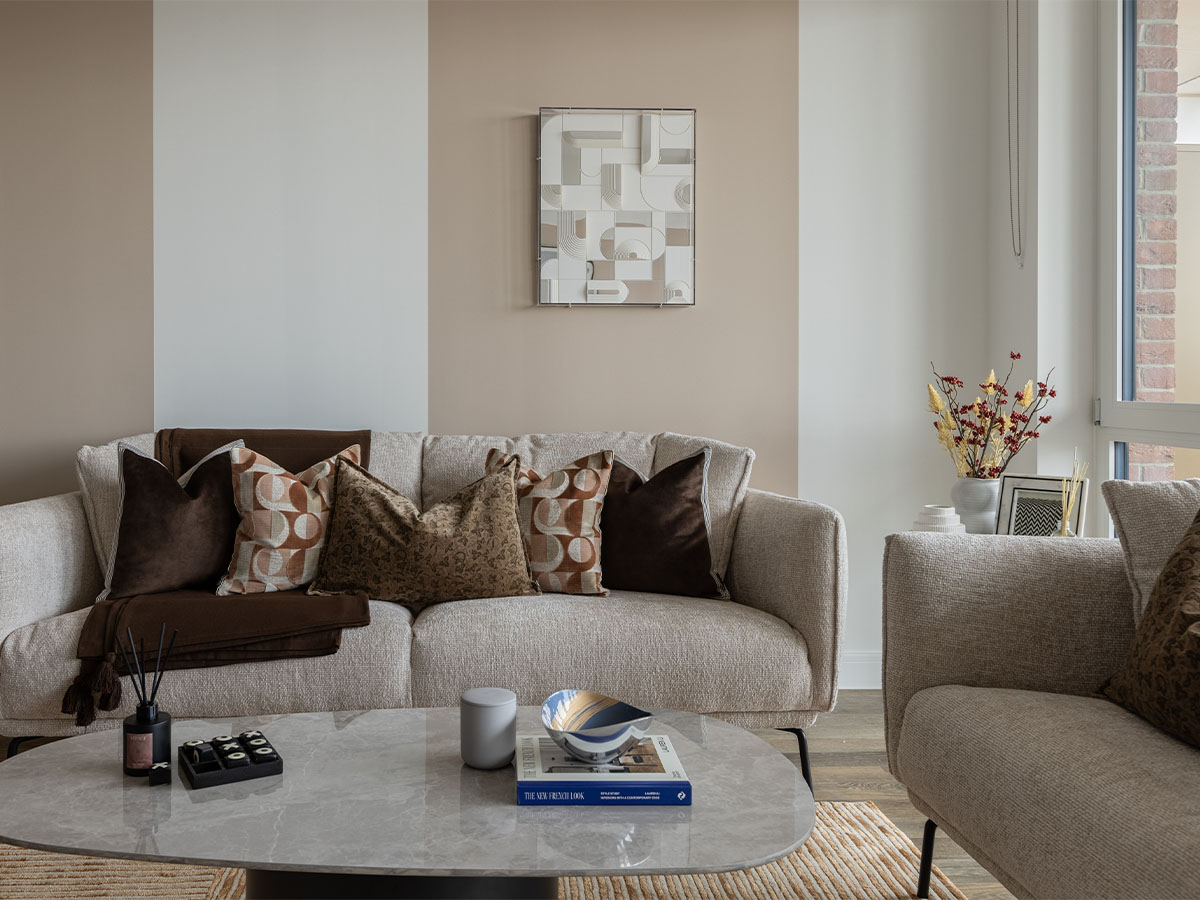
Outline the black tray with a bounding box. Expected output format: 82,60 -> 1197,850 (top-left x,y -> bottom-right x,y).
178,732 -> 283,789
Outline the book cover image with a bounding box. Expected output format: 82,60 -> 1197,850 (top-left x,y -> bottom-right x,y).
516,734 -> 692,806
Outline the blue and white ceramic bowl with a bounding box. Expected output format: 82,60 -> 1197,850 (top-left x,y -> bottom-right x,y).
541,689 -> 653,764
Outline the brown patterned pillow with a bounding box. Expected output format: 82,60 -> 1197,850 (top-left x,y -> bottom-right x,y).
216,444 -> 360,595
308,456 -> 539,612
485,448 -> 613,595
1101,505 -> 1200,749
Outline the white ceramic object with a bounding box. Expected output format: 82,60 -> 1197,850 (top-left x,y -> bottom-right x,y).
460,687 -> 517,770
949,477 -> 1001,534
912,505 -> 966,533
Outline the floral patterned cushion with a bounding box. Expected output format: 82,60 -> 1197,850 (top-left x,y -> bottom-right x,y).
1102,505 -> 1200,750
308,456 -> 538,612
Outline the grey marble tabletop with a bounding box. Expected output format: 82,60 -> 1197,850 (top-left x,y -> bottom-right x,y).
0,706 -> 813,878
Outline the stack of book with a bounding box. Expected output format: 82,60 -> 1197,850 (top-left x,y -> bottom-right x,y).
516,733 -> 692,805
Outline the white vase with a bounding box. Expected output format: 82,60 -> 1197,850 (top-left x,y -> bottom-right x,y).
949,477 -> 1000,534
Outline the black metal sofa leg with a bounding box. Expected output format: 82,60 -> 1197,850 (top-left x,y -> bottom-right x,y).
776,728 -> 813,794
5,736 -> 39,760
917,819 -> 937,898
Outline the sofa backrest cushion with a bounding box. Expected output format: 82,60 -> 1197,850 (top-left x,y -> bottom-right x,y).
76,433 -> 156,570
654,433 -> 754,580
1103,477 -> 1200,624
367,431 -> 424,500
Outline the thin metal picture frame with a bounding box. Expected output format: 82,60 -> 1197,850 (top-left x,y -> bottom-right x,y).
995,473 -> 1090,536
536,106 -> 696,308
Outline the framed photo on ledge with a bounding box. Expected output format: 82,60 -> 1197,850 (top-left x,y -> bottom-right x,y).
995,473 -> 1089,537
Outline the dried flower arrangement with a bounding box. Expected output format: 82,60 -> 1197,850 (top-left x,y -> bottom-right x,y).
929,351 -> 1057,479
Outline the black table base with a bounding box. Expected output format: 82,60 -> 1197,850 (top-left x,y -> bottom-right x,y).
244,868 -> 559,899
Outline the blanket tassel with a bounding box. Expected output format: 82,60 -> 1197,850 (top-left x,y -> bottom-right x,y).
60,673 -> 96,727
92,652 -> 122,711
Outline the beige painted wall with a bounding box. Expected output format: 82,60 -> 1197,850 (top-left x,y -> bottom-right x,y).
428,0 -> 799,495
0,1 -> 153,505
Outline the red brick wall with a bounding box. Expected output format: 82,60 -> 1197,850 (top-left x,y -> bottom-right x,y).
1131,0 -> 1178,480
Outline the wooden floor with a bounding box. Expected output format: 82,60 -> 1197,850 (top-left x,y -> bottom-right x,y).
756,690 -> 1013,900
3,691 -> 1012,899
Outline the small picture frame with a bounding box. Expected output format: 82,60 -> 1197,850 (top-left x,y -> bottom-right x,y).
995,473 -> 1089,536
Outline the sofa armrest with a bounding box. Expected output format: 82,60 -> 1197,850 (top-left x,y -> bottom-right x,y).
726,489 -> 847,713
0,493 -> 101,645
882,532 -> 1135,772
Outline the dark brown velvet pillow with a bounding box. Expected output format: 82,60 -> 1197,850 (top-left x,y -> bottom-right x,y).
99,443 -> 243,602
600,449 -> 725,598
155,427 -> 371,478
308,456 -> 540,613
1101,505 -> 1200,749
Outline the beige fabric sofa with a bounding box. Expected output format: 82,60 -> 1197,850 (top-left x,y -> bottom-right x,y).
0,430 -> 846,741
883,532 -> 1200,900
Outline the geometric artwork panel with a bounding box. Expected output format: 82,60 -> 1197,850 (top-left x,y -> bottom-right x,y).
538,107 -> 695,306
1009,490 -> 1063,536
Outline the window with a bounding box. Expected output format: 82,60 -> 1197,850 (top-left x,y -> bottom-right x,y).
1100,0 -> 1200,480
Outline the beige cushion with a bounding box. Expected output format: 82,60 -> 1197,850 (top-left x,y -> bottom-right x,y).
0,601 -> 413,722
410,591 -> 811,712
897,685 -> 1200,900
511,431 -> 656,484
421,435 -> 514,508
75,433 -> 155,570
367,431 -> 424,500
1102,478 -> 1200,623
654,432 -> 754,579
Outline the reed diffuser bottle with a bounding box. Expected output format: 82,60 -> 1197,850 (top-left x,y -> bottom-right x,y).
121,625 -> 177,777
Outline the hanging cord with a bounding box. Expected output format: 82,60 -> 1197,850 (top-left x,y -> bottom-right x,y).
1007,0 -> 1024,262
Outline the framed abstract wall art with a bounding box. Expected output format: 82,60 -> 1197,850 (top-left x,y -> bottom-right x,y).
538,107 -> 695,307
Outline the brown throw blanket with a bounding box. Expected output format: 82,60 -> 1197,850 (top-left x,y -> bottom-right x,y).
62,589 -> 371,726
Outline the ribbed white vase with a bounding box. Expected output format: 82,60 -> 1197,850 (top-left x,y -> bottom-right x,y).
949,477 -> 1000,534
912,505 -> 966,533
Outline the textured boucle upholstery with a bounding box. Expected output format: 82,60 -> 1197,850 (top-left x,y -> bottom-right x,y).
727,490 -> 844,712
0,493 -> 101,646
882,532 -> 1135,770
1102,477 -> 1200,624
367,430 -> 424,501
898,686 -> 1200,900
410,591 -> 813,714
0,601 -> 413,734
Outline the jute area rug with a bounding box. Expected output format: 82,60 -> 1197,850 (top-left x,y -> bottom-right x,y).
0,801 -> 964,900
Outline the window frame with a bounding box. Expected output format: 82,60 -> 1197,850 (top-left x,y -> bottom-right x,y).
1096,0 -> 1200,488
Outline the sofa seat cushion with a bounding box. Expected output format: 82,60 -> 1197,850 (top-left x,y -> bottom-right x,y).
410,592 -> 812,712
0,601 -> 414,722
897,685 -> 1200,900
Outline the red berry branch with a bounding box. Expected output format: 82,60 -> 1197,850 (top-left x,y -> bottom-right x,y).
928,351 -> 1056,479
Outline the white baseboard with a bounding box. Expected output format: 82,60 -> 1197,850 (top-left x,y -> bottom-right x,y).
839,650 -> 882,690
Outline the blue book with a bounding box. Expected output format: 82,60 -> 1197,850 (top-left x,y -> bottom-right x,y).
516,734 -> 692,806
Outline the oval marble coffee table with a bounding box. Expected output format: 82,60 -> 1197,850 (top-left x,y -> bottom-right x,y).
0,706 -> 813,899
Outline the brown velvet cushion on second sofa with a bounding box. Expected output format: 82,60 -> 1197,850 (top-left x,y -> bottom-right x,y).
1102,505 -> 1200,749
155,427 -> 372,478
601,450 -> 725,598
99,443 -> 242,602
308,456 -> 539,614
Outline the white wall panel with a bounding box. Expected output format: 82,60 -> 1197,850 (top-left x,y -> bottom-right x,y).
154,0 -> 428,431
797,1 -> 991,688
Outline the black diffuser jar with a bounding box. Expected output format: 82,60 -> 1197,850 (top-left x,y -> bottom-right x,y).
123,703 -> 172,777
118,623 -> 179,779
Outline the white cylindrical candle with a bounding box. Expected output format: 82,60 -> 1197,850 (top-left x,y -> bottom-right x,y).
460,687 -> 517,770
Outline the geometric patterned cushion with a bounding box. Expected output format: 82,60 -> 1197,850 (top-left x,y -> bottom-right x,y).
486,448 -> 613,596
216,445 -> 360,595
